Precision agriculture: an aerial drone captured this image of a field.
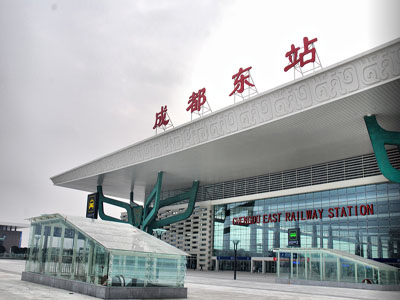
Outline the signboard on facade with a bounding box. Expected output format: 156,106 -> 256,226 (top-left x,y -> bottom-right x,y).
288,228 -> 301,247
279,252 -> 297,259
86,193 -> 99,219
232,204 -> 374,225
217,256 -> 251,261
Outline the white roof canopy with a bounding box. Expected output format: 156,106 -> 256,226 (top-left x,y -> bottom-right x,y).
51,39 -> 400,199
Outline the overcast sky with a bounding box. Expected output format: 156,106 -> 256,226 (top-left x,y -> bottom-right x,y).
0,0 -> 399,244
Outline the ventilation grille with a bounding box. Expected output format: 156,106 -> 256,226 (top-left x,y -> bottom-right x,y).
158,149 -> 400,203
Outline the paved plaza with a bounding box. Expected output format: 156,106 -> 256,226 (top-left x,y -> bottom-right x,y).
0,259 -> 399,300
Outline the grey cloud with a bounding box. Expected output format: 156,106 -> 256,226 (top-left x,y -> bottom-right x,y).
0,0 -> 227,223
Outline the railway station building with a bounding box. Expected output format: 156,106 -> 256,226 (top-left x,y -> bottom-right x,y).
51,38 -> 400,275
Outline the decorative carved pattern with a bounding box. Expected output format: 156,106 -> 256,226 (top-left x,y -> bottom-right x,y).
52,40 -> 400,185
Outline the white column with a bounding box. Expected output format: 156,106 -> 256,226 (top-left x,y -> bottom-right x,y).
321,253 -> 325,280
26,225 -> 36,271
57,225 -> 65,275
355,264 -> 358,283
70,231 -> 79,279
277,254 -> 280,277
262,260 -> 266,274
93,244 -> 99,285
45,226 -> 54,274
290,253 -> 293,279
305,254 -> 308,279
37,225 -> 45,273
319,253 -> 323,281
86,241 -> 93,283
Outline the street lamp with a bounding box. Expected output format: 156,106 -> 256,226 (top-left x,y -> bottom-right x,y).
232,240 -> 240,280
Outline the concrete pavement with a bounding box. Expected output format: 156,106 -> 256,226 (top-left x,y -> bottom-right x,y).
1,260 -> 399,300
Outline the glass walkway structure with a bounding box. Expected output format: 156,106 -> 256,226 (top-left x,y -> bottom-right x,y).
25,214 -> 187,288
274,248 -> 399,286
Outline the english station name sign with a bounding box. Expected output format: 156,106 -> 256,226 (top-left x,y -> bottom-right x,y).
232,204 -> 374,225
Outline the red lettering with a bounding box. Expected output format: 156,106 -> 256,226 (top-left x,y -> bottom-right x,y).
232,218 -> 237,225
347,206 -> 353,217
340,207 -> 347,218
366,204 -> 374,215
301,211 -> 306,220
355,205 -> 358,216
312,210 -> 318,219
328,208 -> 334,218
285,212 -> 290,221
263,214 -> 268,223
360,205 -> 367,216
272,213 -> 278,223
297,211 -> 299,221
334,207 -> 339,217
268,214 -> 273,223
318,209 -> 324,219
291,212 -> 296,221
278,213 -> 282,222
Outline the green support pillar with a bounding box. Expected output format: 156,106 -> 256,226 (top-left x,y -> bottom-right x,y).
98,185 -> 134,225
95,171 -> 199,233
147,181 -> 199,233
364,115 -> 400,183
142,172 -> 164,232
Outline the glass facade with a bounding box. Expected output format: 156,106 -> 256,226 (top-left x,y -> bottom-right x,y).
274,248 -> 399,285
26,218 -> 108,284
213,183 -> 400,266
26,216 -> 186,287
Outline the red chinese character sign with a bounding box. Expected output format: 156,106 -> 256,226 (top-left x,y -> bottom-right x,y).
186,87 -> 212,120
284,36 -> 322,79
153,105 -> 174,134
229,66 -> 258,103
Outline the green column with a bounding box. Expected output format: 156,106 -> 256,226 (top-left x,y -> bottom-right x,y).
364,115 -> 400,183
